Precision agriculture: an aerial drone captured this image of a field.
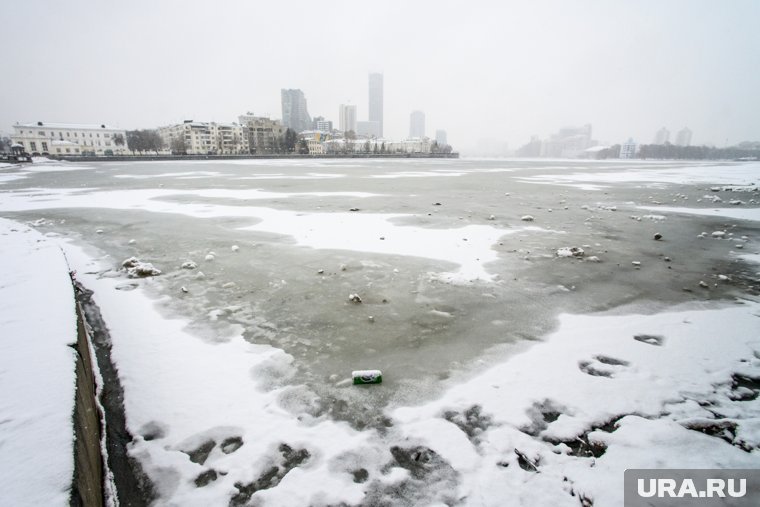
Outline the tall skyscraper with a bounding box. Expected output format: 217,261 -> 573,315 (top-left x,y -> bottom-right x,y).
653,127 -> 670,145
281,89 -> 312,133
339,104 -> 357,134
369,73 -> 383,137
410,111 -> 425,138
675,127 -> 692,147
435,130 -> 448,146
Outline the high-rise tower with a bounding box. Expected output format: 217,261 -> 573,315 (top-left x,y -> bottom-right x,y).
339,104 -> 357,134
675,127 -> 692,147
281,89 -> 312,133
368,73 -> 383,137
410,110 -> 425,138
653,127 -> 670,145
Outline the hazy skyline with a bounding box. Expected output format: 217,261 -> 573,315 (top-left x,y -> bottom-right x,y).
2,0 -> 758,153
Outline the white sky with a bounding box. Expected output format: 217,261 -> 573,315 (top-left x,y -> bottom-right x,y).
2,0 -> 758,153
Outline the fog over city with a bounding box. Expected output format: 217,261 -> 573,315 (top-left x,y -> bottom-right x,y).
2,0 -> 758,154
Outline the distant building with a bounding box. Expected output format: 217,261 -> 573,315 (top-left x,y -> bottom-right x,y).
315,120 -> 333,133
675,127 -> 692,147
435,130 -> 448,146
387,137 -> 432,154
516,136 -> 542,157
312,116 -> 333,132
158,121 -> 248,155
11,121 -> 128,156
357,121 -> 381,138
654,127 -> 670,145
281,89 -> 312,133
323,137 -> 432,155
540,124 -> 593,158
620,138 -> 637,159
369,73 -> 383,137
238,115 -> 286,154
339,104 -> 357,134
410,111 -> 425,138
298,131 -> 330,154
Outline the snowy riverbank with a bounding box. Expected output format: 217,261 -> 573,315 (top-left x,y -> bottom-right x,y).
0,219 -> 78,506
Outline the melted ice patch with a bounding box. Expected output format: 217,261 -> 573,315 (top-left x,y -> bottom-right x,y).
0,187 -> 542,281
638,205 -> 760,222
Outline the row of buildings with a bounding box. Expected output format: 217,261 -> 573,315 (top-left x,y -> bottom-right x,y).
516,124 -> 596,158
516,124 -> 696,159
282,74 -> 447,145
9,72 -> 451,157
8,115 -> 442,157
653,126 -> 693,147
281,73 -> 386,139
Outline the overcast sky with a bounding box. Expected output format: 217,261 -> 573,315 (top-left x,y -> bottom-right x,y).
2,0 -> 758,153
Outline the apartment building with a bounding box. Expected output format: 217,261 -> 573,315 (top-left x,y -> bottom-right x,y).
238,115 -> 286,154
157,121 -> 248,155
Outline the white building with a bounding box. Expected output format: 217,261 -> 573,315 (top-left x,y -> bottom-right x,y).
306,138 -> 325,154
339,104 -> 357,134
387,138 -> 433,154
11,122 -> 128,156
158,121 -> 248,155
620,138 -> 637,159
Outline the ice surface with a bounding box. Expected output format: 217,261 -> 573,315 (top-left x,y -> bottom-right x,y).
639,205 -> 760,222
2,158 -> 760,506
518,161 -> 760,188
0,186 -> 552,281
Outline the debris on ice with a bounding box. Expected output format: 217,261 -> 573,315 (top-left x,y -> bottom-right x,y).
556,247 -> 585,258
121,257 -> 161,278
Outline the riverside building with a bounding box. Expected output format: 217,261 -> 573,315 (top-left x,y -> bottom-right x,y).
11,121 -> 128,155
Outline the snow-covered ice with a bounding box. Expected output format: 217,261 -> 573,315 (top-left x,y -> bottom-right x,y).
1,157 -> 760,506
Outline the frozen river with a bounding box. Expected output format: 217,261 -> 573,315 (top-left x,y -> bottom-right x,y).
1,157 -> 759,505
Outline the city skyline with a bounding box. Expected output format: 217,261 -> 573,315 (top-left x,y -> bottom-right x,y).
1,1 -> 758,154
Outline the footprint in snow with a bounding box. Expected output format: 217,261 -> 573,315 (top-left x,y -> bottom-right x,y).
633,334 -> 665,346
578,355 -> 631,378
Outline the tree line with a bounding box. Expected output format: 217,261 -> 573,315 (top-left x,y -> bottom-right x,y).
636,142 -> 760,160
593,142 -> 760,160
517,138 -> 760,160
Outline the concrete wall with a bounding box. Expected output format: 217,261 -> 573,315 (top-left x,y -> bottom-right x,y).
50,152 -> 459,163
70,302 -> 103,507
